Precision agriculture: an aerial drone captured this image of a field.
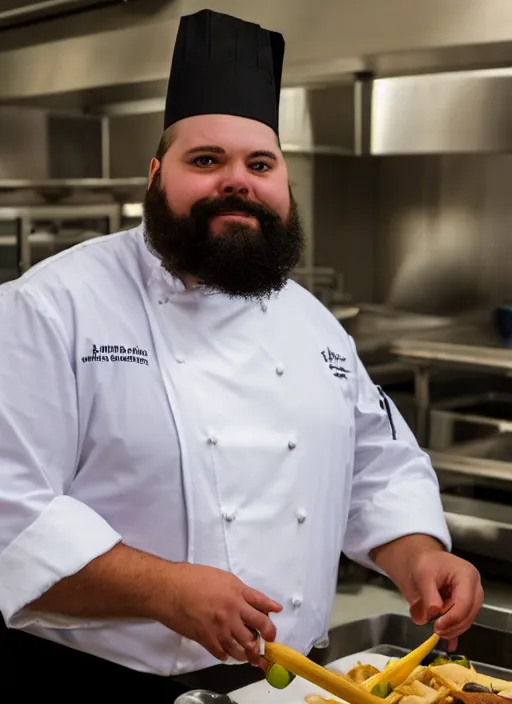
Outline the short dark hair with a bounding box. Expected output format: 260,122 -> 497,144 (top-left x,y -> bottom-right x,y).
155,125 -> 176,160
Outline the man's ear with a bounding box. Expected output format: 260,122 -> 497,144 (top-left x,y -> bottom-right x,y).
148,158 -> 161,189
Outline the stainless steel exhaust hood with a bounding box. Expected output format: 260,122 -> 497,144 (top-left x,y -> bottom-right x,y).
371,68 -> 512,155
0,0 -> 140,28
1,0 -> 512,155
85,81 -> 369,157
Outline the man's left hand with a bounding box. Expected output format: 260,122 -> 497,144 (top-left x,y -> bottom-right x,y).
406,549 -> 484,650
371,535 -> 484,651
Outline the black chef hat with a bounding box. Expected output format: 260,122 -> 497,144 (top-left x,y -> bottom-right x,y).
164,9 -> 285,135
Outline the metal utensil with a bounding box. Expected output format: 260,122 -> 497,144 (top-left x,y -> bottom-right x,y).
174,690 -> 236,704
429,604 -> 455,626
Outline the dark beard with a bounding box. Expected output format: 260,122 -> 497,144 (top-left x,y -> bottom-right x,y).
142,172 -> 305,300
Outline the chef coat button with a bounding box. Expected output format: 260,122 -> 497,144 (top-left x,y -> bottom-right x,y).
292,597 -> 303,608
288,440 -> 297,450
297,511 -> 307,524
208,435 -> 218,445
275,365 -> 284,376
261,302 -> 268,313
176,357 -> 185,364
222,511 -> 236,522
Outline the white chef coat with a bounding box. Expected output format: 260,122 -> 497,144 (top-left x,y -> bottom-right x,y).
0,224 -> 451,676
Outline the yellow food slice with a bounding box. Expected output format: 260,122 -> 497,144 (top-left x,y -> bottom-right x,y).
363,636 -> 440,691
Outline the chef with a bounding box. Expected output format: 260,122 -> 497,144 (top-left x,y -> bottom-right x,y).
0,8 -> 482,698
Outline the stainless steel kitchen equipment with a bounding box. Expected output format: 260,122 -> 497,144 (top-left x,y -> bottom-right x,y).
0,203 -> 121,280
3,0 -> 512,156
429,392 -> 512,450
390,318 -> 512,443
0,176 -> 149,281
0,0 -> 140,29
390,320 -> 512,567
308,607 -> 512,672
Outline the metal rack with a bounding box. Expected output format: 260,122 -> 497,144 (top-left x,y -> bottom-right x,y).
391,321 -> 512,447
390,321 -> 512,565
0,203 -> 123,280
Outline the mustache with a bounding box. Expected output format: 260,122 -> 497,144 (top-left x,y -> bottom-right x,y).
189,194 -> 281,228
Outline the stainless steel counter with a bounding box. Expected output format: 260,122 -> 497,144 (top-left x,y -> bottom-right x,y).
392,323 -> 512,373
315,608 -> 512,676
389,317 -> 512,445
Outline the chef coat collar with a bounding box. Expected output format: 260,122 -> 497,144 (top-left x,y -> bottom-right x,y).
136,223 -> 218,297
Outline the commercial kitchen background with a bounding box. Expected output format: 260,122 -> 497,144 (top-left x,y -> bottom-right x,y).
1,0 -> 512,629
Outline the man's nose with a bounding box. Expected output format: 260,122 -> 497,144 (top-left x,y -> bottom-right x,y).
218,166 -> 251,197
222,182 -> 249,196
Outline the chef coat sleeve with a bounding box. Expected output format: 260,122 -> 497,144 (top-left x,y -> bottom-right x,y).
342,335 -> 451,572
0,285 -> 122,628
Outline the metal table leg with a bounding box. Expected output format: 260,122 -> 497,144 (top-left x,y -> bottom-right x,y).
415,364 -> 431,447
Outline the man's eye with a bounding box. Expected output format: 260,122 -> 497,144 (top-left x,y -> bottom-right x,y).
250,162 -> 271,172
192,155 -> 217,167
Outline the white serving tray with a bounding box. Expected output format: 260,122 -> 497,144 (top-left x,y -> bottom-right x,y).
230,652 -> 395,704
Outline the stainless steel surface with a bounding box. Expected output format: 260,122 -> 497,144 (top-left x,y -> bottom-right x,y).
0,106 -> 48,180
389,321 -> 512,445
372,68 -> 512,154
3,0 -> 512,110
473,604 -> 512,634
0,177 -> 147,190
434,392 -> 512,418
429,413 -> 510,452
276,83 -> 364,156
444,433 -> 512,462
101,116 -> 111,180
2,3 -> 512,159
393,339 -> 512,373
392,318 -> 506,355
174,691 -> 235,704
0,0 -> 128,26
0,203 -> 121,277
431,449 -> 512,482
0,177 -> 147,201
0,203 -> 122,220
0,106 -> 104,181
341,304 -> 454,365
374,156 -> 512,316
429,392 -> 512,449
442,493 -> 512,563
105,83 -> 364,158
309,610 -> 512,674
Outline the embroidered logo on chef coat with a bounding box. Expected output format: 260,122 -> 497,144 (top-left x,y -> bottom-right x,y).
320,347 -> 350,379
81,344 -> 149,366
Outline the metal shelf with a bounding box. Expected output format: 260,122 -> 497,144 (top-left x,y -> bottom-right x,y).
0,203 -> 123,276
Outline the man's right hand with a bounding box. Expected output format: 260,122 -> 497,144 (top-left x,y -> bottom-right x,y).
26,544 -> 281,667
161,564 -> 283,666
